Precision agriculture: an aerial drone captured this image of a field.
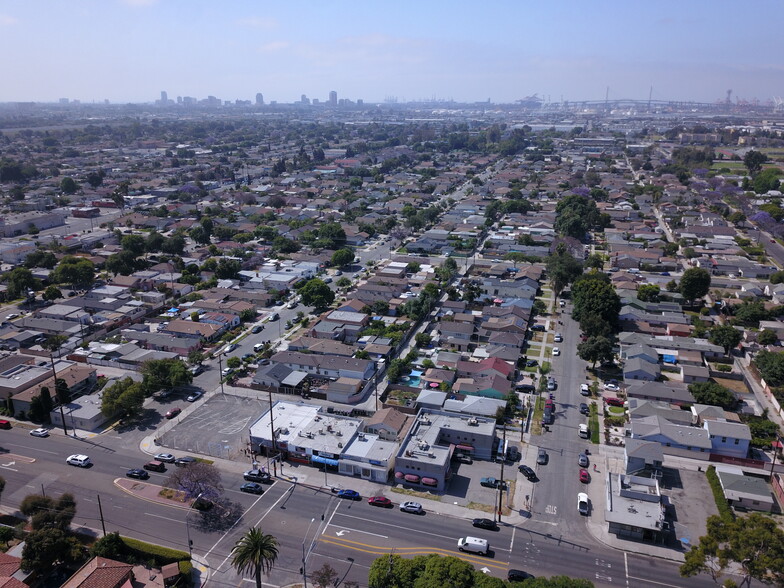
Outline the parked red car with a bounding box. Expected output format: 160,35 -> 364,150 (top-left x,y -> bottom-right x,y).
368,496 -> 392,507
579,469 -> 591,483
165,407 -> 182,419
605,397 -> 625,407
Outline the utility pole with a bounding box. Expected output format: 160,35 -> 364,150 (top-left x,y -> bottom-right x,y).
268,389 -> 277,476
49,354 -> 68,436
497,424 -> 507,524
374,360 -> 379,411
96,494 -> 106,537
218,355 -> 225,396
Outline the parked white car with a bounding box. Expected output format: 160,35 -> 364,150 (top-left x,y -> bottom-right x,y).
604,383 -> 620,392
578,492 -> 589,515
552,347 -> 560,356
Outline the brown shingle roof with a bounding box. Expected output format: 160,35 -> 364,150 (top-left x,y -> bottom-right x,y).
61,557 -> 133,588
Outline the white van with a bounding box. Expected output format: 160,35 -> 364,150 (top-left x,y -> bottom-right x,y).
253,343 -> 264,353
457,536 -> 489,555
578,424 -> 589,438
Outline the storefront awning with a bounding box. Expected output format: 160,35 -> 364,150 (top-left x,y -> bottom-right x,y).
421,477 -> 438,486
455,444 -> 473,451
394,471 -> 405,478
311,455 -> 339,467
404,474 -> 420,483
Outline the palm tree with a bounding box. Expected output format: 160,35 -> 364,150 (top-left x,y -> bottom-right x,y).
230,527 -> 279,588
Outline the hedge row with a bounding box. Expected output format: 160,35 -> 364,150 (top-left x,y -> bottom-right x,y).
122,536 -> 190,566
706,465 -> 735,523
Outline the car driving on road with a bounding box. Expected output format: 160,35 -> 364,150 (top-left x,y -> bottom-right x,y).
240,482 -> 264,494
66,454 -> 91,467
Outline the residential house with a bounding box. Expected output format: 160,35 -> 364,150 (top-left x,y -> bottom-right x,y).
715,469 -> 777,512
705,420 -> 751,459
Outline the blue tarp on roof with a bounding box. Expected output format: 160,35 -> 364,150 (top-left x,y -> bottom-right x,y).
311,456 -> 339,467
663,355 -> 677,364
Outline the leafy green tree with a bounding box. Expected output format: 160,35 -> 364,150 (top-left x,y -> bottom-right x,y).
743,150 -> 768,175
227,356 -> 241,369
28,396 -> 46,422
688,381 -> 736,410
680,513 -> 784,586
121,234 -> 146,257
753,350 -> 784,386
51,256 -> 95,288
415,333 -> 432,348
85,170 -> 105,188
584,253 -> 604,269
140,358 -> 192,394
753,168 -> 782,194
708,325 -> 743,355
4,266 -> 40,299
679,267 -> 711,306
215,258 -> 241,279
577,336 -> 614,369
758,329 -> 778,346
331,248 -> 354,268
39,386 -> 53,416
90,532 -> 126,559
336,276 -> 351,289
105,250 -> 140,276
21,527 -> 82,575
555,194 -> 604,239
59,176 -> 78,194
771,270 -> 784,285
272,236 -> 300,254
636,284 -> 660,303
546,244 -> 583,297
19,493 -> 76,531
24,249 -> 58,269
572,272 -> 621,332
41,334 -> 68,355
315,222 -> 346,249
189,225 -> 211,245
732,300 -> 770,327
299,279 -> 335,309
42,285 -> 62,301
230,528 -> 280,588
187,350 -> 205,365
101,377 -> 145,417
0,526 -> 14,546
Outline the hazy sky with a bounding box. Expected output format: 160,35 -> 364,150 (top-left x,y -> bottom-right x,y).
1,0 -> 782,105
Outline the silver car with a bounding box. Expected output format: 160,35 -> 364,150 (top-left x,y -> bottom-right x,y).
399,501 -> 423,514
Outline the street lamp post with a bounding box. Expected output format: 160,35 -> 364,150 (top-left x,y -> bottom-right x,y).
301,517 -> 316,588
185,492 -> 204,558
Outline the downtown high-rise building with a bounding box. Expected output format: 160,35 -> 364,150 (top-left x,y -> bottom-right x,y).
255,92 -> 264,105
329,90 -> 337,105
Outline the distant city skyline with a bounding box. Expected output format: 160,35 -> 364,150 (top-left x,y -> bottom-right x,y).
1,0 -> 782,105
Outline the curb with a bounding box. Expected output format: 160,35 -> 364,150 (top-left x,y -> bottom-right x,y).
113,478 -> 193,511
